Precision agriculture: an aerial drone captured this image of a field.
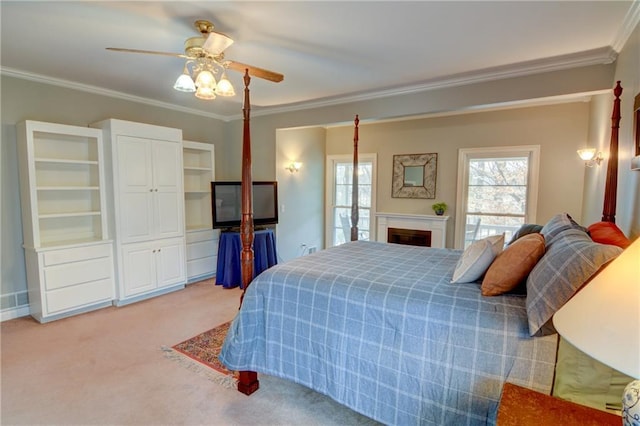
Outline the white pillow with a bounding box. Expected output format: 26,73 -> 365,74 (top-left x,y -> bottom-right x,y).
451,234 -> 504,283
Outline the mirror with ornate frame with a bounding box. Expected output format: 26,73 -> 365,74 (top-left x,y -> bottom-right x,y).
392,153 -> 438,198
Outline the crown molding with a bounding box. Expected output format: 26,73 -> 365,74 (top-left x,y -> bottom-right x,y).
323,92 -> 601,129
247,46 -> 618,121
2,44 -> 619,123
0,67 -> 232,122
612,0 -> 640,52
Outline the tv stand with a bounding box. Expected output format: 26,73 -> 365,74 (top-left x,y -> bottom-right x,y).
219,225 -> 273,234
215,228 -> 278,288
220,226 -> 240,233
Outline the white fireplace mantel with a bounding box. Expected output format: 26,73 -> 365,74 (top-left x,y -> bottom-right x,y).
376,212 -> 449,248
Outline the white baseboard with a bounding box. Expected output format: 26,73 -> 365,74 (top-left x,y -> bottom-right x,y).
1,306 -> 31,322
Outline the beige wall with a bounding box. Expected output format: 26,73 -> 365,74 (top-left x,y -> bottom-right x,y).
325,102 -> 591,247
275,127 -> 326,260
582,22 -> 640,238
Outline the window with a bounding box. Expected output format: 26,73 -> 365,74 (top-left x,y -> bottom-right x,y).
325,154 -> 377,247
455,146 -> 539,249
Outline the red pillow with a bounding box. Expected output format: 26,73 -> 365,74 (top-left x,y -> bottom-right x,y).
587,221 -> 631,249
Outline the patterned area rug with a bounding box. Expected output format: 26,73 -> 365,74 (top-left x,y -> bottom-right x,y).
162,321 -> 238,388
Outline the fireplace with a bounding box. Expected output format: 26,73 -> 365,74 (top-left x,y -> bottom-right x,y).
376,212 -> 449,248
387,228 -> 432,247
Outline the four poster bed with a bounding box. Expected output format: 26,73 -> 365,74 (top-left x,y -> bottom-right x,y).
220,76 -> 628,424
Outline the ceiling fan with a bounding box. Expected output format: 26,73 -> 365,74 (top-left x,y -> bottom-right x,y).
107,20 -> 283,100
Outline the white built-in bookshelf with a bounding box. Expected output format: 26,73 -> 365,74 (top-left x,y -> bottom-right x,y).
182,140 -> 219,282
16,120 -> 114,322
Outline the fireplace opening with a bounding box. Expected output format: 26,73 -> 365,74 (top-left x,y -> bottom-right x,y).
387,228 -> 432,247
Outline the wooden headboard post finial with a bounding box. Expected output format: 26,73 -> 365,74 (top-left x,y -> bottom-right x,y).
602,81 -> 623,223
238,69 -> 260,396
351,115 -> 360,241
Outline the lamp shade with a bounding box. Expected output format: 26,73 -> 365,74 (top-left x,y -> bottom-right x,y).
195,86 -> 216,100
195,70 -> 216,88
215,71 -> 235,97
577,148 -> 597,161
173,73 -> 196,92
553,237 -> 640,378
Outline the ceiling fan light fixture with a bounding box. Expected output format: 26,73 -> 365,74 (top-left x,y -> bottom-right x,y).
195,86 -> 217,100
195,69 -> 216,88
173,73 -> 196,92
215,70 -> 235,97
173,61 -> 196,93
106,20 -> 282,102
194,70 -> 217,100
202,32 -> 234,55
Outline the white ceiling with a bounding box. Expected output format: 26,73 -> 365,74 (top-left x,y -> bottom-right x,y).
1,1 -> 638,120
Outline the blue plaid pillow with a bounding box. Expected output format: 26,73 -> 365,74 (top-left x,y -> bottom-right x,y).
526,228 -> 622,336
540,213 -> 588,245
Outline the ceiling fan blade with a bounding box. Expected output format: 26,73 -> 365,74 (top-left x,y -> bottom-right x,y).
202,31 -> 234,55
106,47 -> 187,59
227,61 -> 284,83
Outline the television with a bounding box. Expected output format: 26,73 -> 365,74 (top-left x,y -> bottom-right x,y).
211,181 -> 279,229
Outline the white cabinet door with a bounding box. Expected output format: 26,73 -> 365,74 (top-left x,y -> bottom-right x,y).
121,238 -> 185,296
121,242 -> 156,297
156,238 -> 186,288
152,141 -> 184,240
117,136 -> 154,243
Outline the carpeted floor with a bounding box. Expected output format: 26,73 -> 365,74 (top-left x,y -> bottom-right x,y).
2,280 -> 380,425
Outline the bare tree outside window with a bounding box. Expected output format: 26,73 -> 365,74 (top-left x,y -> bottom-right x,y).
334,162 -> 373,245
466,158 -> 528,246
456,146 -> 540,249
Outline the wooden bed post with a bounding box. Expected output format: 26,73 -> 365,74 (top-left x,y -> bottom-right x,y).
238,69 -> 259,395
350,115 -> 359,241
240,70 -> 255,294
602,81 -> 622,223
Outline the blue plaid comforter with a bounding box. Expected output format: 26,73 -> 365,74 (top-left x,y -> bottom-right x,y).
220,241 -> 557,425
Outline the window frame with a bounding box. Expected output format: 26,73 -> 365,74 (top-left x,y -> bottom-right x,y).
325,153 -> 377,248
454,145 -> 540,249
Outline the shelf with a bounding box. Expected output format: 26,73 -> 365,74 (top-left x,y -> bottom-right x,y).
183,140 -> 215,247
35,158 -> 99,165
184,166 -> 212,172
35,161 -> 100,187
37,214 -> 104,247
38,237 -> 107,249
37,186 -> 100,191
187,224 -> 213,231
39,211 -> 101,219
183,145 -> 214,169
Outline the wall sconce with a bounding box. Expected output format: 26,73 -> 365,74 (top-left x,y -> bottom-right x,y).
285,162 -> 302,173
577,148 -> 603,167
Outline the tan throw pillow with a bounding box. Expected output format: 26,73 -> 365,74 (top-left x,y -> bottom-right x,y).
451,234 -> 504,283
482,233 -> 545,296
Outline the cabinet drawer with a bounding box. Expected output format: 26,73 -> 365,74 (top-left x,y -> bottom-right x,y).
187,256 -> 216,278
44,257 -> 113,290
186,229 -> 219,243
43,244 -> 111,266
46,278 -> 114,314
187,239 -> 217,260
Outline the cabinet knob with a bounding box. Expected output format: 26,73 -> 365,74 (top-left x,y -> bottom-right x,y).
149,189 -> 153,192
155,188 -> 158,192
